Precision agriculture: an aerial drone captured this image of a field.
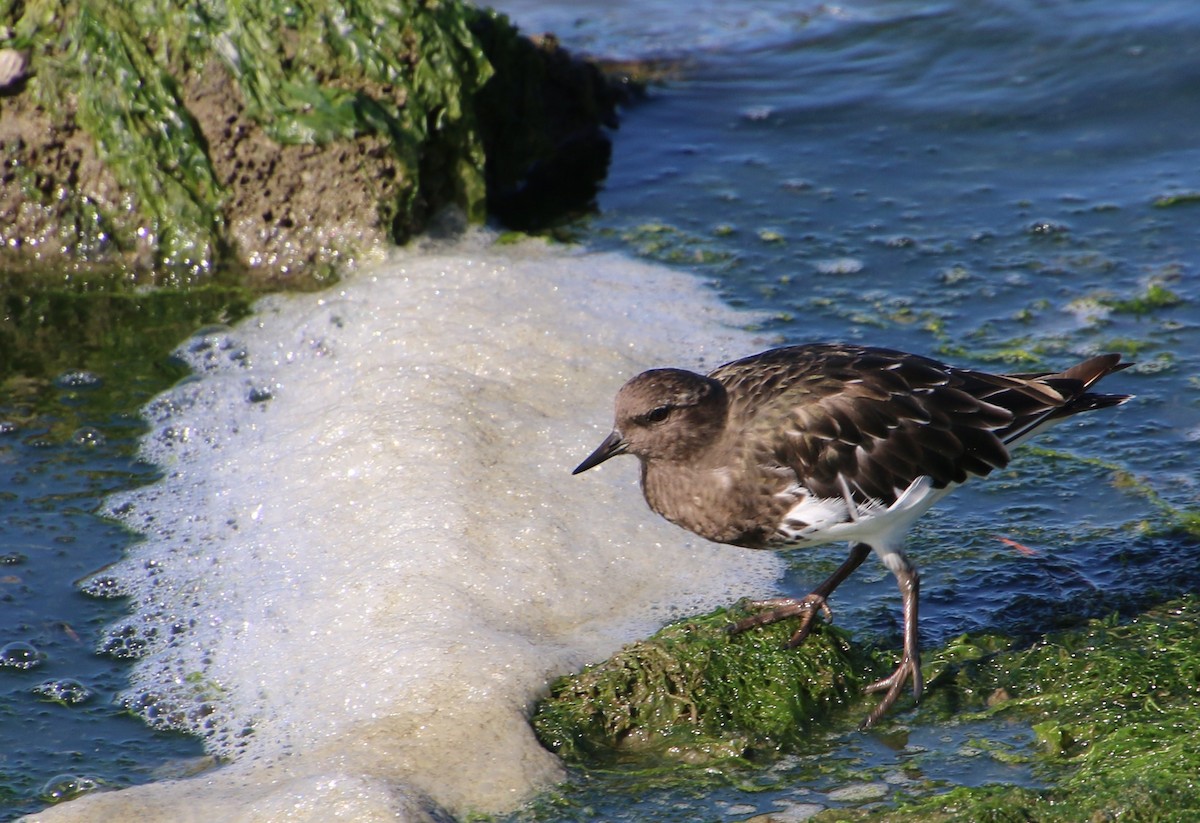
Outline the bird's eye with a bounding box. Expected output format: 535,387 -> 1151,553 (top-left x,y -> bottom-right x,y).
645,406 -> 671,424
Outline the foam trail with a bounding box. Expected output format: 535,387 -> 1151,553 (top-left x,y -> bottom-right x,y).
31,234 -> 783,822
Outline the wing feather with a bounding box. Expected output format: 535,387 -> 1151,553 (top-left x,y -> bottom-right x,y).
711,345 -> 1128,508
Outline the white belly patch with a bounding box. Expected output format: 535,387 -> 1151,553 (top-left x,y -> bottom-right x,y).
774,475 -> 950,550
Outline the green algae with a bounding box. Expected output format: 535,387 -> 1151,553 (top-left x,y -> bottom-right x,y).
618,222 -> 736,268
931,337 -> 1058,369
522,599 -> 1200,821
532,607 -> 882,765
4,0 -> 490,276
68,2 -> 227,276
803,293 -> 949,336
1099,282 -> 1184,316
0,272 -> 256,424
1152,191 -> 1200,208
1023,447 -> 1200,540
2,0 -> 594,278
816,597 -> 1200,822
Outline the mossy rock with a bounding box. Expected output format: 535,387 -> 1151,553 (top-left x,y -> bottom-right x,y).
526,593 -> 1200,819
0,0 -> 617,283
821,596 -> 1200,822
532,606 -> 884,765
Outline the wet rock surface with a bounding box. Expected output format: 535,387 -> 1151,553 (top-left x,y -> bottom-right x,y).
0,1 -> 619,283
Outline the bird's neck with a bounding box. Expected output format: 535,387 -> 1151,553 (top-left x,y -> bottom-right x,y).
639,450 -> 780,548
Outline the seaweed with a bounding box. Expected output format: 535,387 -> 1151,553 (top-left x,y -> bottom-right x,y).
68,2 -> 226,277
825,598 -> 1200,822
532,606 -> 882,765
1,0 -> 558,279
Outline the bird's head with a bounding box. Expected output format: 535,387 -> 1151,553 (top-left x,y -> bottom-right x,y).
573,368 -> 729,473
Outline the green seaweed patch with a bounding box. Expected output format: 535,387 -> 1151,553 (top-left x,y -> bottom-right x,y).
532,606 -> 882,766
1094,336 -> 1163,357
1098,282 -> 1184,315
804,292 -> 949,335
1024,447 -> 1200,539
938,328 -> 1173,377
69,3 -> 226,277
619,222 -> 734,267
5,0 -> 502,276
816,598 -> 1200,822
1152,191 -> 1200,208
933,339 -> 1056,370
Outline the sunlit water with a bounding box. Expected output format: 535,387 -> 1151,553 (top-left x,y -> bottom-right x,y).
9,0 -> 1200,820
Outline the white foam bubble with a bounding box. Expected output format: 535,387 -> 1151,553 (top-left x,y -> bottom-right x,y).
33,234 -> 784,822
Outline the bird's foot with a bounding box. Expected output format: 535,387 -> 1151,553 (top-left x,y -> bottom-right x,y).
859,652 -> 923,730
728,594 -> 834,648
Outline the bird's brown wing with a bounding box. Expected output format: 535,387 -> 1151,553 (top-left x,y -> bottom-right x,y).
712,345 -> 1122,507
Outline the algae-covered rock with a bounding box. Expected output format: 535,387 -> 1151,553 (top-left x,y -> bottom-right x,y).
817,596 -> 1200,822
0,0 -> 617,282
533,606 -> 882,765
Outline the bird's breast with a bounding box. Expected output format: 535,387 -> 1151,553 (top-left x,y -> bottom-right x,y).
641,461 -> 794,548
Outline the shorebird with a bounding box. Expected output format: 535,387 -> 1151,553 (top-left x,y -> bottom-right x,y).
573,344 -> 1131,728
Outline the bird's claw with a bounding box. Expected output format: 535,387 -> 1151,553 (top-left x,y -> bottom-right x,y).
727,594 -> 834,648
859,653 -> 923,730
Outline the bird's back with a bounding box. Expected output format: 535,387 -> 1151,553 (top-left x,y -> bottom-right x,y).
707,344 -> 1130,509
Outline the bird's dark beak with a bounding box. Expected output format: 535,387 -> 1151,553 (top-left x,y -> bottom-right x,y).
572,430 -> 627,475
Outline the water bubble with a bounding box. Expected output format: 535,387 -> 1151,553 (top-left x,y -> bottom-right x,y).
100,623 -> 151,660
0,641 -> 43,669
160,424 -> 191,444
78,574 -> 127,599
54,370 -> 103,390
123,690 -> 204,733
40,774 -> 99,803
72,427 -> 106,447
1028,220 -> 1070,236
33,678 -> 93,705
145,395 -> 186,422
188,333 -> 223,354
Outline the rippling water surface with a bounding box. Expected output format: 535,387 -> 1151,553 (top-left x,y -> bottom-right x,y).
4,0 -> 1199,820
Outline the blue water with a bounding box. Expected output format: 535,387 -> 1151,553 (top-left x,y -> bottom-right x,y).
4,0 -> 1200,819
0,372 -> 207,817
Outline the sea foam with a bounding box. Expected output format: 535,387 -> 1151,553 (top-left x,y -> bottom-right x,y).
33,234 -> 783,822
